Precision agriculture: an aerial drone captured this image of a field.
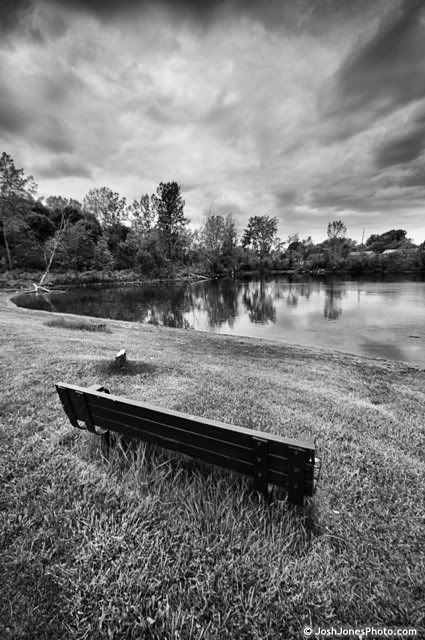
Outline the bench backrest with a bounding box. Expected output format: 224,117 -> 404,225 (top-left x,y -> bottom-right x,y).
55,382 -> 319,506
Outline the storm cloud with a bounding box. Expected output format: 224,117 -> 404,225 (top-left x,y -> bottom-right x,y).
375,109 -> 425,168
1,0 -> 425,243
0,0 -> 391,36
35,155 -> 92,178
321,0 -> 425,139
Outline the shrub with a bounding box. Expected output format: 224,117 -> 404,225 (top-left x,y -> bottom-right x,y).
135,249 -> 156,275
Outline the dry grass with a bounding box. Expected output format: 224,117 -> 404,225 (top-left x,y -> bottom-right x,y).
45,317 -> 111,332
0,293 -> 424,639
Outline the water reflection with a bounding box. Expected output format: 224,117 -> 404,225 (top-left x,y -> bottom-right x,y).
201,279 -> 239,329
13,274 -> 425,366
323,283 -> 343,320
241,281 -> 276,324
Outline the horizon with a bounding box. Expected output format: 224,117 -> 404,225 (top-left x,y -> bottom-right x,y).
1,0 -> 425,244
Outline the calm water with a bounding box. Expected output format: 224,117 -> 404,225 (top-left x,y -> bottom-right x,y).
14,275 -> 425,366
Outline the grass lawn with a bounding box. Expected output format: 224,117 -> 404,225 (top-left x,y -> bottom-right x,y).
1,292 -> 424,639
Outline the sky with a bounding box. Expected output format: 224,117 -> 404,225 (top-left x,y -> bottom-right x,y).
1,0 -> 425,243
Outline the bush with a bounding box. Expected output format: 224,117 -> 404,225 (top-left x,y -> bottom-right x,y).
346,253 -> 378,275
135,249 -> 156,275
380,249 -> 420,273
115,238 -> 137,269
306,253 -> 327,270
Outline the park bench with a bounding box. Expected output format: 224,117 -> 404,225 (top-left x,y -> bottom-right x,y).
55,382 -> 321,506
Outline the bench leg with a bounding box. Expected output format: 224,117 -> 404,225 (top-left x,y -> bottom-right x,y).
287,447 -> 305,506
252,437 -> 269,497
100,431 -> 111,458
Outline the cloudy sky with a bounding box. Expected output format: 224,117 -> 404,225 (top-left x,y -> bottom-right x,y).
1,0 -> 425,243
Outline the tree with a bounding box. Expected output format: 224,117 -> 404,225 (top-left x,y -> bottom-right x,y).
83,186 -> 126,228
104,222 -> 130,256
26,212 -> 55,243
128,194 -> 156,234
202,209 -> 225,254
39,210 -> 69,285
287,233 -> 299,246
366,229 -> 408,253
45,195 -> 81,210
53,219 -> 96,272
285,235 -> 314,269
0,152 -> 37,269
221,214 -> 238,272
242,215 -> 278,258
199,209 -> 238,274
135,249 -> 156,275
327,220 -> 347,240
92,236 -> 115,270
151,181 -> 189,263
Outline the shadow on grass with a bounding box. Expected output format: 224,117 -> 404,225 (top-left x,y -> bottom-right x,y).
96,359 -> 159,377
96,432 -> 323,537
45,317 -> 111,333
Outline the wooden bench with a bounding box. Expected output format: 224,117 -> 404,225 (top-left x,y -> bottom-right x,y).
55,382 -> 321,506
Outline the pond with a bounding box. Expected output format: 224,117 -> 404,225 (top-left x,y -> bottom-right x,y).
14,275 -> 425,367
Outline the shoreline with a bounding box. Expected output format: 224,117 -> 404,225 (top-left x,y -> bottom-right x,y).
1,266 -> 424,292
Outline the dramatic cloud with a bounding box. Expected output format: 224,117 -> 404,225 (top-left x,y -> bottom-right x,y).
375,109 -> 425,168
35,155 -> 92,178
0,0 -> 388,35
321,0 -> 425,140
0,0 -> 425,243
0,0 -> 33,34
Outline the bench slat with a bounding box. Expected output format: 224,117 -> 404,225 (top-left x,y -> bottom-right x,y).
88,404 -> 315,493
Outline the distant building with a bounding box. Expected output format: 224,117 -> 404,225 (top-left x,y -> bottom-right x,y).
382,247 -> 418,254
349,250 -> 375,257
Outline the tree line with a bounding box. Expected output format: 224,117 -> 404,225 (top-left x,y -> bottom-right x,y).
1,151 -> 424,279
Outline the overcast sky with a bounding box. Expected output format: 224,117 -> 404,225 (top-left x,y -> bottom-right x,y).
1,0 -> 425,242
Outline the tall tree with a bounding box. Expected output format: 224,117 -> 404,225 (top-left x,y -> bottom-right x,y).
221,213 -> 238,270
202,209 -> 225,254
0,152 -> 37,269
128,194 -> 156,234
327,220 -> 347,240
83,186 -> 126,228
152,181 -> 188,262
200,209 -> 238,274
39,211 -> 68,285
324,220 -> 351,270
242,215 -> 278,258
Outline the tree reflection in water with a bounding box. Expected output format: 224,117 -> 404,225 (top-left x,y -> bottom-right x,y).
323,282 -> 343,320
14,276 -> 348,328
286,282 -> 299,308
241,280 -> 277,324
198,279 -> 239,329
134,279 -> 239,330
152,285 -> 194,329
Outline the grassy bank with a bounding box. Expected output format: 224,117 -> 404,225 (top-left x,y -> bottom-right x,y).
1,295 -> 424,639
